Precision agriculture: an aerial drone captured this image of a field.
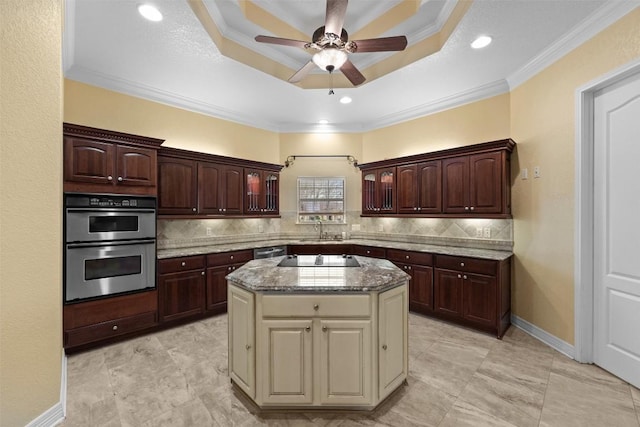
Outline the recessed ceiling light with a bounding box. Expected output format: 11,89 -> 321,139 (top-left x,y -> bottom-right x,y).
318,119 -> 329,125
471,35 -> 492,49
138,4 -> 163,22
339,96 -> 352,104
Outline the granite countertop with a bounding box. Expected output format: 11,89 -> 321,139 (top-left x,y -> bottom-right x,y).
157,238 -> 512,261
226,256 -> 410,293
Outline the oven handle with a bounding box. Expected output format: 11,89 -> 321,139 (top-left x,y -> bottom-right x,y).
66,208 -> 156,214
66,239 -> 156,249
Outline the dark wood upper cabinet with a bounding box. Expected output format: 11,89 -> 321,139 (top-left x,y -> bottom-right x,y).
359,139 -> 514,218
397,161 -> 442,214
158,157 -> 198,214
244,169 -> 279,215
63,123 -> 163,196
157,147 -> 282,218
361,167 -> 396,214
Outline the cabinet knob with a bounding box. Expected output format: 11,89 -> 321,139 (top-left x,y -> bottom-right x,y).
228,266 -> 232,271
408,266 -> 412,270
403,266 -> 407,270
464,206 -> 470,211
313,304 -> 319,311
457,274 -> 462,279
405,255 -> 409,259
112,325 -> 118,331
382,344 -> 387,350
414,207 -> 417,211
366,250 -> 371,254
322,326 -> 328,332
219,208 -> 223,212
223,208 -> 226,212
418,207 -> 422,211
201,271 -> 205,276
230,255 -> 234,260
181,262 -> 186,266
245,344 -> 251,350
117,176 -> 123,182
305,326 -> 311,332
463,275 -> 468,280
107,175 -> 113,181
460,262 -> 465,267
470,206 -> 475,211
192,208 -> 196,212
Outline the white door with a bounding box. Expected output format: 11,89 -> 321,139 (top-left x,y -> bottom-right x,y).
593,69 -> 640,388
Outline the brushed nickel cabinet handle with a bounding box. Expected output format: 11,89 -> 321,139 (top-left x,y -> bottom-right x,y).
112,325 -> 118,331
181,262 -> 186,266
382,344 -> 387,350
305,326 -> 311,332
313,304 -> 319,311
245,344 -> 251,350
322,326 -> 327,332
201,271 -> 205,276
457,274 -> 462,279
107,175 -> 113,181
117,176 -> 123,182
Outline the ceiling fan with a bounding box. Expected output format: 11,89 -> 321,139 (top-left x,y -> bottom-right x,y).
254,0 -> 408,87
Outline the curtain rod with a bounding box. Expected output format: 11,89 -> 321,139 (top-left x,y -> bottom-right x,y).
284,155 -> 358,168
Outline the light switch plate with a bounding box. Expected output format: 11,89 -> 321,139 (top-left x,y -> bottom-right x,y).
521,168 -> 528,180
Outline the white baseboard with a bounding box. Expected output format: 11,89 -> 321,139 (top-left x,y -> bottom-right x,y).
511,314 -> 576,359
26,352 -> 67,427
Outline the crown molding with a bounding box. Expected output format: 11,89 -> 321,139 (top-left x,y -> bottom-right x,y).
65,65 -> 281,133
507,2 -> 640,89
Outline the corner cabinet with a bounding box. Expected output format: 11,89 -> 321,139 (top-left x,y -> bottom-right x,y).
157,147 -> 282,218
228,283 -> 408,410
63,123 -> 163,196
359,139 -> 515,218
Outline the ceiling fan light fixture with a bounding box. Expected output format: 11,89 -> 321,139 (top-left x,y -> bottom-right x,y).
138,4 -> 163,22
312,48 -> 348,72
471,35 -> 492,49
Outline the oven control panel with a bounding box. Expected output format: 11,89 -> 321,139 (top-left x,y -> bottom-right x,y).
65,193 -> 156,209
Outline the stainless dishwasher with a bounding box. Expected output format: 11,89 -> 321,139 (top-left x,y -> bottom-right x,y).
254,246 -> 287,259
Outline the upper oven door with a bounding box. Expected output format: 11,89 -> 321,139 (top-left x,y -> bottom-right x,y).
66,209 -> 156,242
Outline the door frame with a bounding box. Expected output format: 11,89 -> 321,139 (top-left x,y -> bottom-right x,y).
574,57 -> 640,363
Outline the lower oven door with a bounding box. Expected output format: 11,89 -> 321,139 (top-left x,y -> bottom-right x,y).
65,239 -> 156,303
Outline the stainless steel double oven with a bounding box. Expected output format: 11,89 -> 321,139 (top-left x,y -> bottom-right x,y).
64,193 -> 156,303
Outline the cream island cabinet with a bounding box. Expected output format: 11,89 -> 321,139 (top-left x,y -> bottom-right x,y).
226,255 -> 410,410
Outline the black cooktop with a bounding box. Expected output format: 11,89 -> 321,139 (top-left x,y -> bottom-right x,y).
277,254 -> 361,267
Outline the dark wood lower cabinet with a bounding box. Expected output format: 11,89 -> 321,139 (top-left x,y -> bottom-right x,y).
408,264 -> 434,313
433,269 -> 463,317
158,269 -> 206,322
206,265 -> 228,314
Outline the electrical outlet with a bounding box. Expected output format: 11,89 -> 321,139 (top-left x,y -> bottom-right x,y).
483,227 -> 491,238
258,224 -> 264,233
351,224 -> 361,231
534,166 -> 541,178
476,227 -> 483,237
378,224 -> 384,232
206,227 -> 212,236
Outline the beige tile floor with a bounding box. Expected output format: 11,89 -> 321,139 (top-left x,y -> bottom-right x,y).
61,314 -> 640,427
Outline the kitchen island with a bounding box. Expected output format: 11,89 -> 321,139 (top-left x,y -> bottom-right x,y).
226,255 -> 410,410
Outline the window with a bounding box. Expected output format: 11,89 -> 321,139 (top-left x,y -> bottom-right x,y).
297,177 -> 345,224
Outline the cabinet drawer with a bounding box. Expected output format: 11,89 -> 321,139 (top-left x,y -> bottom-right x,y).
386,249 -> 433,266
65,311 -> 157,348
262,294 -> 371,318
207,250 -> 253,266
435,255 -> 496,276
352,245 -> 386,258
158,255 -> 206,274
63,290 -> 157,329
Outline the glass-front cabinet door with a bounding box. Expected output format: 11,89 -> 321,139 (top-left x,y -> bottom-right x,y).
361,167 -> 396,215
244,169 -> 279,215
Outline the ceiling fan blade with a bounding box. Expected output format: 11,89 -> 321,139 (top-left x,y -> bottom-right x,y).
289,61 -> 316,83
255,35 -> 309,49
324,0 -> 348,36
340,59 -> 365,86
351,36 -> 408,52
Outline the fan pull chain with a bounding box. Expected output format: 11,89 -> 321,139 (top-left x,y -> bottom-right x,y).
328,70 -> 335,95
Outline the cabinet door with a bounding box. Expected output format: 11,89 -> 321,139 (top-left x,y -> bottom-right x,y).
433,269 -> 463,317
260,320 -> 313,404
379,284 -> 408,401
263,172 -> 279,214
442,156 -> 469,213
409,264 -> 434,313
115,145 -> 156,188
319,320 -> 372,406
158,157 -> 198,214
223,165 -> 244,215
362,171 -> 378,214
418,160 -> 442,213
205,265 -> 228,313
396,164 -> 418,214
378,168 -> 396,213
245,170 -> 262,214
64,137 -> 115,185
469,152 -> 503,214
463,273 -> 497,327
197,162 -> 222,214
158,270 -> 205,322
228,285 -> 255,398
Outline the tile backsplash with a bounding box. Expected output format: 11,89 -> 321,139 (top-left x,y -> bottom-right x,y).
158,211 -> 512,251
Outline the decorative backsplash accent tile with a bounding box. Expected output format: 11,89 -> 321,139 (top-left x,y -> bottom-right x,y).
158,211 -> 512,251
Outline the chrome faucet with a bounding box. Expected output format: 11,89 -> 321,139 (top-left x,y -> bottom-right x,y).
314,220 -> 324,240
